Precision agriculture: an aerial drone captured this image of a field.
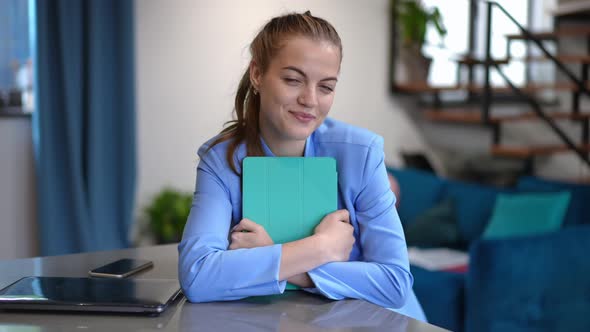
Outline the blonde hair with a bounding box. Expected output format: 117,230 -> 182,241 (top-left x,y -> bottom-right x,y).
208,11 -> 342,174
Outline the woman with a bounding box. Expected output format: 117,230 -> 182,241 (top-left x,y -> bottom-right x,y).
178,11 -> 425,321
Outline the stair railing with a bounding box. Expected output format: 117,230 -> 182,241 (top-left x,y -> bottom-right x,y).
481,0 -> 590,168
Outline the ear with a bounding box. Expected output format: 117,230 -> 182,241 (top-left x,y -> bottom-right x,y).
249,61 -> 262,90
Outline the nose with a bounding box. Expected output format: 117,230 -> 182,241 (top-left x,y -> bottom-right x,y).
297,85 -> 318,108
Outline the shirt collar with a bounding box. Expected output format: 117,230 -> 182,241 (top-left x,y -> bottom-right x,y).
260,136 -> 275,156
259,134 -> 315,157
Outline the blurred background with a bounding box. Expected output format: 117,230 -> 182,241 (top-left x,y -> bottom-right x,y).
0,0 -> 587,244
1,0 -> 432,259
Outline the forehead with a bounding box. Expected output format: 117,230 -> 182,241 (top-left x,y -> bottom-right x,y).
269,37 -> 341,76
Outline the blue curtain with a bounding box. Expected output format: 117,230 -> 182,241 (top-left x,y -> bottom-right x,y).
32,0 -> 136,255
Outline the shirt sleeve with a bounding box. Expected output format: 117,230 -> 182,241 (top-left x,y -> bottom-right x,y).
305,136 -> 413,309
178,144 -> 287,302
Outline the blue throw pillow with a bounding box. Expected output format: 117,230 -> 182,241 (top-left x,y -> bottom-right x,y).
483,192 -> 571,239
517,176 -> 590,226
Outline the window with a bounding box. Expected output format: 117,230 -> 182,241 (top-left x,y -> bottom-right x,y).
421,0 -> 529,87
473,0 -> 529,86
0,0 -> 34,115
422,0 -> 470,86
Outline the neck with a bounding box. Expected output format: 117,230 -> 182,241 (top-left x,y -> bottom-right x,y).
260,130 -> 306,157
267,138 -> 306,157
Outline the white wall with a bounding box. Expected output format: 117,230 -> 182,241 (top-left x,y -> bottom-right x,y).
134,0 -> 430,228
0,118 -> 37,259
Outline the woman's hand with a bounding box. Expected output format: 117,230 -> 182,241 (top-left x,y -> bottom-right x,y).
228,218 -> 274,250
313,209 -> 355,262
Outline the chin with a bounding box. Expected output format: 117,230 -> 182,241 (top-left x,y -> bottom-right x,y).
284,125 -> 315,141
288,131 -> 313,141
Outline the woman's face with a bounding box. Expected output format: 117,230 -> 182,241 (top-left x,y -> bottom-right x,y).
251,36 -> 341,155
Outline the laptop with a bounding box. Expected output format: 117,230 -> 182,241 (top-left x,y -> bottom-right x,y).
0,276 -> 182,314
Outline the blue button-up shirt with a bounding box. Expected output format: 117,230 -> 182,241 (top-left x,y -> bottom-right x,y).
178,117 -> 426,321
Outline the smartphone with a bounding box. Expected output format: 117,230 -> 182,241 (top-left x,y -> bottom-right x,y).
88,258 -> 153,278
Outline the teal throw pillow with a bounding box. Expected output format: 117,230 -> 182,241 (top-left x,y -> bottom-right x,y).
404,198 -> 460,248
483,192 -> 571,239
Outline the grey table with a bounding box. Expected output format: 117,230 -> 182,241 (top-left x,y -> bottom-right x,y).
0,244 -> 448,331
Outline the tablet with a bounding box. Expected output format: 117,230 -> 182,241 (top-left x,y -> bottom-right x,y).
0,276 -> 182,314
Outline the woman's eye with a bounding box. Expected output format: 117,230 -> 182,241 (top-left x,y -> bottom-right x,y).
320,85 -> 334,93
284,78 -> 301,85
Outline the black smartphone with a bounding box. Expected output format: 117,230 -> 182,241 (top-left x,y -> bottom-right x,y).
88,258 -> 153,278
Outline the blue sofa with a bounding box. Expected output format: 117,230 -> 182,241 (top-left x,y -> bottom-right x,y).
388,167 -> 590,332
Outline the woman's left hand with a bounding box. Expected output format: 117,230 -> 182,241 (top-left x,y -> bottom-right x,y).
228,218 -> 274,249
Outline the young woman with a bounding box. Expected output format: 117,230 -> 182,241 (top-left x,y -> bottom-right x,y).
178,11 -> 425,321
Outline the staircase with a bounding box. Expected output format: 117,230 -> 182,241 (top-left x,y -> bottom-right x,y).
393,0 -> 590,181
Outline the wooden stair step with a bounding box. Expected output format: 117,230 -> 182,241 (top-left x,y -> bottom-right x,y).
469,82 -> 590,93
456,54 -> 590,65
455,56 -> 510,65
552,1 -> 590,16
395,83 -> 466,93
424,108 -> 590,124
507,26 -> 590,40
424,109 -> 484,124
491,143 -> 590,158
395,82 -> 590,93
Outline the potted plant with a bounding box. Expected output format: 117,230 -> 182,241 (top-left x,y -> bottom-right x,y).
393,0 -> 446,84
145,188 -> 193,244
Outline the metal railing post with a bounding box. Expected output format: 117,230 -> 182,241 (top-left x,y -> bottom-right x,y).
482,1 -> 493,124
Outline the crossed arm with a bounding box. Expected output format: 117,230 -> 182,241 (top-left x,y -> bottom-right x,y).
229,210 -> 354,287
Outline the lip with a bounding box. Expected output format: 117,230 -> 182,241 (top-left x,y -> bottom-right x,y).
289,111 -> 316,123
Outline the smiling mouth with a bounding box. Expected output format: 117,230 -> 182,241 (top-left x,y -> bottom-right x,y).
289,111 -> 316,123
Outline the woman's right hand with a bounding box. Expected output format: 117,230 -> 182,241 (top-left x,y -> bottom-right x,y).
313,209 -> 355,262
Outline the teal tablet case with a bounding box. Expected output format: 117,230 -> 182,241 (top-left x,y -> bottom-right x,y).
242,157 -> 338,244
242,157 -> 338,290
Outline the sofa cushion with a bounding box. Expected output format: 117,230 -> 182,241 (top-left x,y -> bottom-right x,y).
411,265 -> 465,332
483,192 -> 570,239
443,180 -> 504,245
517,176 -> 590,226
388,168 -> 444,226
405,198 -> 461,248
466,226 -> 590,332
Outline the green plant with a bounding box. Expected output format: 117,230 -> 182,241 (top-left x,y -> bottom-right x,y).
394,0 -> 447,49
145,188 -> 193,244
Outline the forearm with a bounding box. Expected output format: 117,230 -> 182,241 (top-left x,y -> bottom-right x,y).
279,234 -> 330,281
179,235 -> 286,302
306,261 -> 413,308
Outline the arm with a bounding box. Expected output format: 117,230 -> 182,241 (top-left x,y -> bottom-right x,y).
304,137 -> 413,309
227,218 -> 327,282
178,195 -> 284,301
229,211 -> 355,287
178,146 -> 286,302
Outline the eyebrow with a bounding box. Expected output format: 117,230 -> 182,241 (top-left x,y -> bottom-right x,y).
282,66 -> 338,82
